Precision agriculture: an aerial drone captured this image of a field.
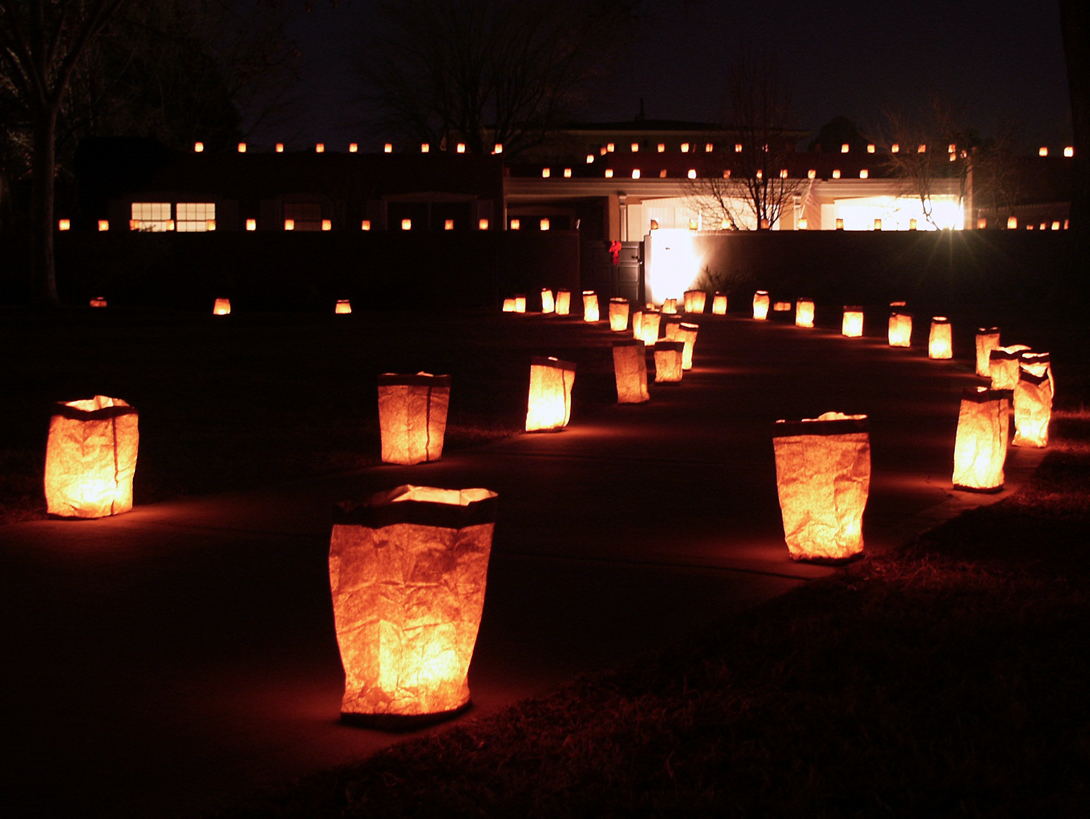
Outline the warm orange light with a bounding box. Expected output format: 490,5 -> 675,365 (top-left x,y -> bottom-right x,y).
1039,147 -> 1048,157
928,317 -> 952,359
509,218 -> 520,230
541,288 -> 555,314
539,218 -> 550,230
478,218 -> 489,230
873,218 -> 881,230
687,169 -> 697,179
377,373 -> 451,464
514,295 -> 526,313
238,142 -> 247,153
213,298 -> 231,316
401,219 -> 412,230
836,218 -> 844,230
526,357 -> 576,431
555,289 -> 571,316
888,311 -> 912,347
773,413 -> 870,562
860,169 -> 869,179
841,143 -> 850,153
867,144 -> 875,153
1065,146 -> 1074,157
493,143 -> 503,154
98,220 -> 109,231
361,220 -> 371,231
542,167 -> 551,178
842,306 -> 864,337
780,169 -> 789,178
58,219 -> 70,231
206,219 -> 216,231
349,143 -> 358,153
684,290 -> 706,314
798,218 -> 808,230
832,170 -> 841,179
681,142 -> 690,152
421,143 -> 430,153
975,327 -> 1000,377
284,219 -> 295,231
772,300 -> 791,312
44,396 -> 139,519
712,293 -> 727,315
317,218 -> 330,231
891,143 -> 900,153
734,143 -> 743,152
704,142 -> 713,152
586,154 -> 595,163
653,340 -> 684,382
563,168 -> 572,178
756,170 -> 764,180
630,142 -> 639,152
582,291 -> 600,322
977,217 -> 987,229
316,143 -> 325,153
444,219 -> 454,231
632,169 -> 641,179
909,218 -> 917,230
384,143 -> 393,153
612,340 -> 649,403
330,486 -> 497,725
752,291 -> 770,320
917,144 -> 926,153
335,299 -> 352,315
605,169 -> 614,178
795,298 -> 815,328
89,297 -> 107,308
989,345 -> 1032,390
953,388 -> 1008,492
276,143 -> 284,152
1007,216 -> 1018,229
677,322 -> 699,370
634,309 -> 661,346
662,297 -> 678,314
194,141 -> 204,152
609,297 -> 630,331
1052,221 -> 1061,231
1013,353 -> 1052,447
807,169 -> 816,179
657,143 -> 665,152
502,298 -> 516,313
456,143 -> 465,153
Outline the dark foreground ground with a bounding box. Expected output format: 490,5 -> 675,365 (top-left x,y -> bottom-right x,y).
3,300 -> 1088,818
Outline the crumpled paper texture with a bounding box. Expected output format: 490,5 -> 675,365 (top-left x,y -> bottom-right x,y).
44,395 -> 139,518
773,413 -> 870,561
953,390 -> 1008,490
525,358 -> 575,431
989,345 -> 1032,390
888,312 -> 912,347
582,291 -> 599,322
609,298 -> 630,332
1013,367 -> 1052,448
377,374 -> 450,464
330,486 -> 497,719
975,328 -> 1000,376
653,341 -> 684,383
928,318 -> 953,359
612,342 -> 649,404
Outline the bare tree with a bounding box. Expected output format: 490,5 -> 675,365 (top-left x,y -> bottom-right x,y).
358,0 -> 639,158
0,0 -> 131,305
684,48 -> 804,230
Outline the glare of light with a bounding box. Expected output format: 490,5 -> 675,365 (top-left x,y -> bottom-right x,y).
645,228 -> 705,305
445,219 -> 454,230
657,143 -> 665,152
540,218 -> 550,230
401,218 -> 411,230
246,219 -> 256,231
478,218 -> 489,230
316,143 -> 325,153
58,219 -> 70,230
237,142 -> 246,153
841,143 -> 849,153
349,143 -> 358,153
284,219 -> 294,231
1039,147 -> 1048,157
563,168 -> 572,178
457,143 -> 465,153
605,169 -> 614,178
361,220 -> 371,231
687,169 -> 696,179
276,143 -> 284,153
384,143 -> 393,153
321,219 -> 331,231
542,168 -> 550,178
193,142 -> 204,153
632,169 -> 641,179
510,219 -> 520,230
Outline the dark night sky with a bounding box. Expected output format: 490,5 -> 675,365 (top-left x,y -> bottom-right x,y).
267,0 -> 1071,152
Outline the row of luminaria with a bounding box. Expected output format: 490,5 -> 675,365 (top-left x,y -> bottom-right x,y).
46,289 -> 1051,725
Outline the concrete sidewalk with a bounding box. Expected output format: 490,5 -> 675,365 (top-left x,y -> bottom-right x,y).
1,313 -> 1042,818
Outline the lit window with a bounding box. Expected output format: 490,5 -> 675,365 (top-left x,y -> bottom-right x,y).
510,219 -> 521,230
175,202 -> 216,232
283,202 -> 323,231
131,202 -> 172,232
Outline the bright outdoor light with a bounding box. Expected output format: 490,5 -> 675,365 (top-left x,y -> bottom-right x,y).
752,291 -> 770,320
842,307 -> 864,338
888,308 -> 912,347
683,290 -> 706,314
712,293 -> 727,315
929,317 -> 953,359
609,297 -> 630,331
1013,353 -> 1052,448
541,288 -> 555,314
653,340 -> 684,383
213,298 -> 231,316
795,298 -> 815,328
335,299 -> 352,314
952,388 -> 1008,492
555,289 -> 571,316
582,291 -> 600,322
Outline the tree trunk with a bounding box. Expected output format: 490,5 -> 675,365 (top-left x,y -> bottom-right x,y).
30,107 -> 60,306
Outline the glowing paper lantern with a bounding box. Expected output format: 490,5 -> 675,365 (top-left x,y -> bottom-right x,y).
662,298 -> 678,314
609,298 -> 630,331
678,322 -> 699,370
612,341 -> 650,403
928,317 -> 952,359
213,298 -> 231,316
795,298 -> 815,328
1013,354 -> 1052,447
653,341 -> 684,383
635,309 -> 661,346
44,396 -> 139,518
952,388 -> 1009,491
526,357 -> 576,431
973,327 -> 1001,377
58,219 -> 70,231
842,306 -> 864,338
888,311 -> 912,347
555,289 -> 571,316
502,298 -> 516,313
335,299 -> 352,314
752,291 -> 770,320
330,485 -> 497,726
989,345 -> 1031,390
377,373 -> 450,465
582,291 -> 600,322
684,290 -> 707,314
89,297 -> 108,308
772,413 -> 870,562
514,295 -> 527,314
712,293 -> 728,315
541,288 -> 555,314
